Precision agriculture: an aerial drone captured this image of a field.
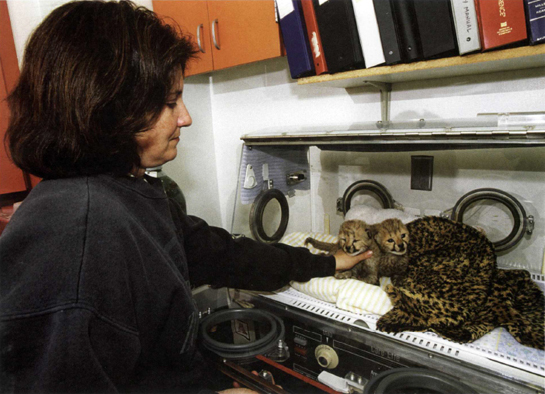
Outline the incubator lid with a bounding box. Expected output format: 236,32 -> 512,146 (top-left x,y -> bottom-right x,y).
241,112 -> 545,150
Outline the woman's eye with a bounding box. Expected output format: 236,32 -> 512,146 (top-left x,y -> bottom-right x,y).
166,102 -> 176,109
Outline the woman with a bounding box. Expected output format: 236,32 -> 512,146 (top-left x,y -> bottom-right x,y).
0,1 -> 372,393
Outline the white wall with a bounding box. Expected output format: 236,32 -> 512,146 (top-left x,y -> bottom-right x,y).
177,57 -> 545,272
163,75 -> 222,226
7,0 -> 153,65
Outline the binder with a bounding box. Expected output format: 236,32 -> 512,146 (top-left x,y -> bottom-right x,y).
412,0 -> 458,60
373,0 -> 402,65
390,0 -> 422,62
276,0 -> 315,79
474,0 -> 528,51
312,0 -> 365,73
450,0 -> 482,55
352,0 -> 385,68
524,0 -> 545,45
301,0 -> 328,74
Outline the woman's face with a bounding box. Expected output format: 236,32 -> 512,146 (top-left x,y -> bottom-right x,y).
134,77 -> 192,175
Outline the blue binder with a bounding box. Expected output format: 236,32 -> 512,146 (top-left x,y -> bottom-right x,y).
276,0 -> 315,79
524,0 -> 545,45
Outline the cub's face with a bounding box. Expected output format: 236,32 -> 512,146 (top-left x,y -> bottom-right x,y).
338,220 -> 372,256
375,218 -> 409,255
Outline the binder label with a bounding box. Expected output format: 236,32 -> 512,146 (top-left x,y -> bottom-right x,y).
497,22 -> 513,36
527,0 -> 545,22
464,6 -> 474,33
499,0 -> 507,17
310,32 -> 321,58
275,0 -> 295,19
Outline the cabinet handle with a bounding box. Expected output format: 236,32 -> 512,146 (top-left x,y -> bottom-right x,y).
211,19 -> 220,50
196,24 -> 205,53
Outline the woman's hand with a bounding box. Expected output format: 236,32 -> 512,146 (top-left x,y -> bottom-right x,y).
218,389 -> 259,394
333,249 -> 373,271
219,370 -> 281,394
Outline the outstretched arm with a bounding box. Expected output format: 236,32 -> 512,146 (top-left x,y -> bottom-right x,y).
334,249 -> 373,272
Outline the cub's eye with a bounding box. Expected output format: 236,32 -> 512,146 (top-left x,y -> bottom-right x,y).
401,234 -> 406,238
387,238 -> 394,243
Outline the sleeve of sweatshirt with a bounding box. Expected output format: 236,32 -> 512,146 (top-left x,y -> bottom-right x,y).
170,205 -> 336,290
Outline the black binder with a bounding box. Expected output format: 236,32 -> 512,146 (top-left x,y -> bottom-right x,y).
412,0 -> 458,59
312,0 -> 365,73
277,0 -> 315,79
373,0 -> 402,65
390,0 -> 422,62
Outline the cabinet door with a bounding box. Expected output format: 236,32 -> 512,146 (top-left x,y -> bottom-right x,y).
0,3 -> 27,195
207,0 -> 282,70
153,0 -> 214,76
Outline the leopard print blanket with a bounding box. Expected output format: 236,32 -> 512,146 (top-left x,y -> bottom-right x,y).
376,216 -> 544,350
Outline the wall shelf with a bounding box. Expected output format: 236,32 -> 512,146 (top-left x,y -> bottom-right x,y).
241,127 -> 545,151
297,45 -> 545,88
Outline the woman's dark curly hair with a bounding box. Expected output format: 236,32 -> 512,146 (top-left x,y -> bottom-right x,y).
5,0 -> 198,178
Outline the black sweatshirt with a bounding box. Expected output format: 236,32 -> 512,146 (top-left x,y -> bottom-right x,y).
0,174 -> 335,393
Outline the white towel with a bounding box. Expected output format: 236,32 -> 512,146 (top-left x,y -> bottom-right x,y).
282,232 -> 393,316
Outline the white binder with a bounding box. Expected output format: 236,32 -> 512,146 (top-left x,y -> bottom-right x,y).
450,0 -> 482,55
351,0 -> 385,68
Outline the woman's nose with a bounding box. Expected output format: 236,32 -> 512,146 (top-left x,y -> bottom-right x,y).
178,103 -> 192,127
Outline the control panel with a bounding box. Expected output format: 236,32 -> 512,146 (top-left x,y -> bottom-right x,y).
236,293 -> 541,394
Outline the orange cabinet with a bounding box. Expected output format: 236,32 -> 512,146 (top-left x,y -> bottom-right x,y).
0,2 -> 27,196
153,1 -> 214,76
153,0 -> 282,76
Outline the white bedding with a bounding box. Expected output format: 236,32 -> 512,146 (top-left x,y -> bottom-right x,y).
282,232 -> 393,316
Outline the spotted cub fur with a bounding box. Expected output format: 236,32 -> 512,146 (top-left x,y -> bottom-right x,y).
305,220 -> 372,257
349,218 -> 410,285
306,218 -> 409,285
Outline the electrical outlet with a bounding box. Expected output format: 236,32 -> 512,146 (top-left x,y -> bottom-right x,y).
411,156 -> 433,191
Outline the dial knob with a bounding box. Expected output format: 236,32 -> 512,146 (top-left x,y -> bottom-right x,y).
315,345 -> 339,369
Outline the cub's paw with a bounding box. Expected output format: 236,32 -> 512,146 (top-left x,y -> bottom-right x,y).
334,271 -> 352,279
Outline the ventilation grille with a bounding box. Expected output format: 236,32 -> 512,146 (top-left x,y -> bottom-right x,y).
263,285 -> 545,378
531,273 -> 545,282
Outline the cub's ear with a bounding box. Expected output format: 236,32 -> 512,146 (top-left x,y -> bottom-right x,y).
366,225 -> 378,239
